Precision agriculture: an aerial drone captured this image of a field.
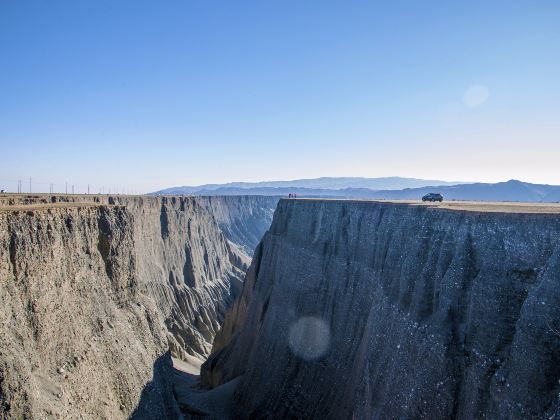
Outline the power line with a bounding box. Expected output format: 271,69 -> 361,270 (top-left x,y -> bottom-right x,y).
1,176 -> 144,195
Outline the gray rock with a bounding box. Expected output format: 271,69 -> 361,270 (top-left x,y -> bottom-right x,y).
194,195 -> 279,258
0,195 -> 277,419
202,199 -> 560,419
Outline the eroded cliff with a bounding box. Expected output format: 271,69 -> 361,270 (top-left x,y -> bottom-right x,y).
112,196 -> 247,361
0,194 -> 277,419
0,205 -> 178,418
194,196 -> 279,259
202,199 -> 560,419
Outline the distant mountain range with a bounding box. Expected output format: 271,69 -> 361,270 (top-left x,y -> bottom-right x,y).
153,177 -> 463,195
362,180 -> 560,202
152,178 -> 560,203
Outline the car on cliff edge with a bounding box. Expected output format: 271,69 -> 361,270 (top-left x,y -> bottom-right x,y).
422,193 -> 444,202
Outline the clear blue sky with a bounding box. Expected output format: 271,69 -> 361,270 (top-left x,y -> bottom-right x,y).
1,1 -> 559,193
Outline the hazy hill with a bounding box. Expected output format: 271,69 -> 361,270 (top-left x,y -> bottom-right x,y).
153,177 -> 461,195
362,179 -> 560,202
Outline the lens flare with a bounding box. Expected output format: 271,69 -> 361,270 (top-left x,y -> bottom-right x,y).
288,316 -> 331,360
463,85 -> 489,108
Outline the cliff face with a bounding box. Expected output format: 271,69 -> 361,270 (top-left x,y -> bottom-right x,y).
187,196 -> 279,259
0,194 -> 277,419
111,196 -> 247,360
0,205 -> 177,418
202,199 -> 560,419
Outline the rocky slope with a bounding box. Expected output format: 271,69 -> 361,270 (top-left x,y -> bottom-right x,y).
0,194 -> 277,419
202,199 -> 560,419
0,205 -> 179,418
112,196 -> 247,361
194,196 -> 279,258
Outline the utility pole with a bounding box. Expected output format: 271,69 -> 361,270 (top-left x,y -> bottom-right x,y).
49,183 -> 53,194
29,177 -> 31,193
65,182 -> 68,194
72,185 -> 74,194
87,184 -> 90,195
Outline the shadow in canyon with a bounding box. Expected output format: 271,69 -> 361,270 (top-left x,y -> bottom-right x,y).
130,352 -> 182,419
131,351 -> 239,419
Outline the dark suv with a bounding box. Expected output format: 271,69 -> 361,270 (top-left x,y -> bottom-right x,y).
422,193 -> 443,202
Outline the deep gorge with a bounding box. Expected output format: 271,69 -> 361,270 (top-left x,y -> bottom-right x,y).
1,196 -> 559,419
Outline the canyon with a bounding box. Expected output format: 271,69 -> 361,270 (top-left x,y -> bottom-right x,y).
1,195 -> 559,418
